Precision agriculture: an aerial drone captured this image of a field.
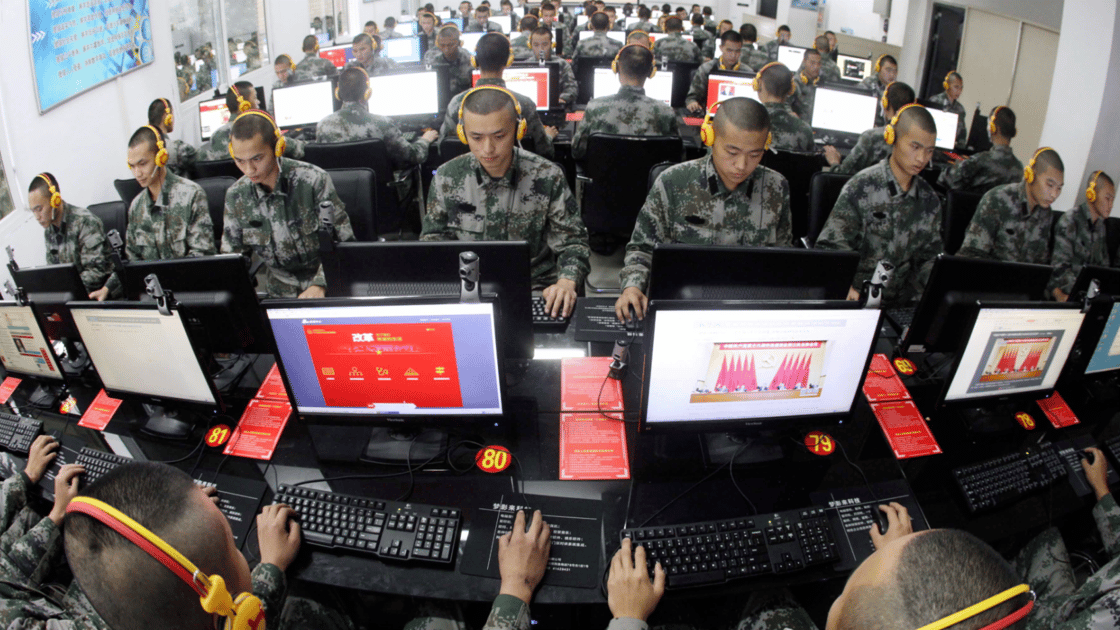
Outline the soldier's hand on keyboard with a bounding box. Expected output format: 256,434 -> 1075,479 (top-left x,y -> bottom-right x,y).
542,279 -> 577,318
24,435 -> 58,484
823,145 -> 841,166
498,509 -> 551,604
1081,447 -> 1111,501
49,464 -> 84,526
869,502 -> 912,551
607,537 -> 665,622
196,483 -> 220,505
544,125 -> 559,139
421,129 -> 439,143
258,503 -> 301,572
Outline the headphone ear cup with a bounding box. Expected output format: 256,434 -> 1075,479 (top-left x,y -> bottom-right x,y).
227,593 -> 265,630
471,55 -> 477,68
611,57 -> 619,73
364,86 -> 372,101
156,145 -> 169,168
649,63 -> 656,78
335,86 -> 341,101
884,124 -> 895,145
1087,186 -> 1097,203
457,122 -> 468,144
1024,166 -> 1034,184
765,131 -> 772,151
699,117 -> 714,146
508,50 -> 515,66
275,135 -> 286,158
517,117 -> 527,141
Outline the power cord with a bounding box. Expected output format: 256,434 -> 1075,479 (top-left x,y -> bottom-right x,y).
635,443 -> 750,529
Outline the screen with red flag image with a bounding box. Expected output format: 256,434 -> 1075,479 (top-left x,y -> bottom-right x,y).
265,302 -> 503,418
471,67 -> 550,110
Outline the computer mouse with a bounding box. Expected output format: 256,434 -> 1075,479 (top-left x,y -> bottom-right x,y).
874,505 -> 890,536
624,306 -> 641,333
1082,449 -> 1096,465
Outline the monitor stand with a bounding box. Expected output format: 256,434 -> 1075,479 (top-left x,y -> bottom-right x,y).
28,382 -> 62,409
140,404 -> 195,440
55,338 -> 90,376
956,403 -> 1019,435
701,432 -> 784,466
363,427 -> 448,465
1086,375 -> 1120,405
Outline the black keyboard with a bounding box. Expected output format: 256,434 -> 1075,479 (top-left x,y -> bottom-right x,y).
952,445 -> 1067,513
620,506 -> 840,589
0,413 -> 43,454
886,307 -> 915,331
74,447 -> 135,486
274,484 -> 462,564
531,295 -> 569,330
1105,435 -> 1120,468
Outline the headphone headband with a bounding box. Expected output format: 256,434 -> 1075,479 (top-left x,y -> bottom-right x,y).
1023,146 -> 1054,184
914,584 -> 1033,630
874,53 -> 888,72
1086,169 -> 1105,203
228,109 -> 287,159
883,102 -> 923,145
36,173 -> 62,210
142,125 -> 169,168
699,100 -> 772,150
942,69 -> 958,91
988,105 -> 1006,135
456,85 -> 526,144
612,43 -> 656,77
752,61 -> 791,95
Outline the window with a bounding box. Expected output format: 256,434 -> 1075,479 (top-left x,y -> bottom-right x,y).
169,0 -> 270,102
224,1 -> 270,80
309,0 -> 351,42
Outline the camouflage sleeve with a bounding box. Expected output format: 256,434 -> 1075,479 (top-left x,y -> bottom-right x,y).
0,474 -> 30,534
831,134 -> 875,175
937,156 -> 973,190
690,43 -> 703,64
1048,212 -> 1078,294
220,193 -> 248,257
815,182 -> 867,281
439,103 -> 459,144
0,515 -> 60,588
685,63 -> 709,107
78,219 -> 115,296
251,562 -> 288,620
796,124 -> 815,153
481,594 -> 531,630
1093,493 -> 1120,558
776,176 -> 794,247
544,173 -> 590,285
955,116 -> 967,150
524,108 -> 555,159
570,115 -> 591,160
620,178 -> 669,292
283,136 -> 307,160
957,198 -> 999,260
124,198 -> 144,262
311,172 -> 353,288
559,62 -> 578,103
187,187 -> 217,257
914,198 -> 945,289
384,124 -> 432,167
420,172 -> 456,241
174,140 -> 198,175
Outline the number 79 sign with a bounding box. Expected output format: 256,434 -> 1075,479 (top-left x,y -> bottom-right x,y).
803,431 -> 835,456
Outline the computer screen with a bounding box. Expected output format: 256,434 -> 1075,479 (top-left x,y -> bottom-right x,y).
70,305 -> 218,406
231,62 -> 248,79
436,10 -> 453,20
0,303 -> 63,381
493,18 -> 513,34
943,305 -> 1083,402
273,81 -> 336,129
594,67 -> 672,105
811,87 -> 878,135
928,108 -> 960,149
198,98 -> 230,143
625,16 -> 641,26
1086,302 -> 1120,375
460,32 -> 485,53
649,33 -> 693,43
316,33 -> 332,48
607,31 -> 626,44
577,14 -> 589,26
777,45 -> 808,70
13,264 -> 87,342
705,71 -> 759,109
369,71 -> 441,117
265,300 -> 503,419
384,36 -> 423,63
641,303 -> 881,431
472,67 -> 550,110
397,21 -> 420,36
319,44 -> 354,68
836,54 -> 871,81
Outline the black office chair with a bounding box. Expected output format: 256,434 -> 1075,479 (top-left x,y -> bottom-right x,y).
437,139 -> 471,165
326,168 -> 378,242
760,150 -> 823,246
572,56 -> 614,105
305,140 -> 417,236
805,171 -> 851,247
648,161 -> 675,192
195,159 -> 243,180
577,133 -> 684,239
194,177 -> 238,245
112,179 -> 142,206
942,189 -> 983,255
87,201 -> 128,241
1106,217 -> 1120,259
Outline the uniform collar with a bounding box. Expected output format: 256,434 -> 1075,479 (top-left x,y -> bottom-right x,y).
878,158 -> 920,199
476,77 -> 507,88
147,171 -> 179,210
470,147 -> 521,188
990,144 -> 1013,155
342,101 -> 367,114
1079,202 -> 1104,226
702,155 -> 760,198
618,85 -> 645,97
250,157 -> 291,200
666,32 -> 683,40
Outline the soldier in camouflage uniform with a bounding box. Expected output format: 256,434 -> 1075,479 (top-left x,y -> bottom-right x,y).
574,11 -> 624,58
823,81 -> 915,175
756,63 -> 814,152
351,33 -> 398,77
927,71 -> 967,150
688,14 -> 712,58
759,25 -> 789,62
1049,172 -> 1115,301
294,35 -> 339,81
28,174 -> 116,298
652,18 -> 702,63
814,36 -> 842,83
201,84 -> 307,162
465,5 -> 504,32
616,98 -> 791,321
419,12 -> 439,56
530,28 -> 578,104
702,19 -> 731,58
685,30 -> 744,113
938,106 -> 1022,194
424,25 -> 475,97
791,48 -> 823,121
862,54 -> 898,126
737,24 -> 772,71
816,106 -> 943,306
440,34 -> 557,159
958,148 -> 1065,265
424,87 -> 588,317
626,5 -> 657,34
221,111 -> 355,298
510,15 -> 539,60
147,98 -> 198,179
572,44 -> 681,160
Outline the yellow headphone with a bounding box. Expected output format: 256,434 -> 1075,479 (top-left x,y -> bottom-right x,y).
370,34 -> 382,52
799,72 -> 818,85
718,57 -> 740,71
942,69 -> 957,91
988,105 -> 1005,135
230,86 -> 252,113
277,54 -> 296,71
612,43 -> 656,78
874,53 -> 888,73
457,85 -> 525,144
880,81 -> 895,110
699,100 -> 772,149
884,102 -> 923,145
469,34 -> 515,68
36,173 -> 62,211
143,125 -> 169,168
336,66 -> 373,102
227,110 -> 287,159
313,40 -> 320,53
1024,147 -> 1054,184
752,62 -> 794,97
1086,170 -> 1104,203
67,497 -> 265,630
160,98 -> 174,128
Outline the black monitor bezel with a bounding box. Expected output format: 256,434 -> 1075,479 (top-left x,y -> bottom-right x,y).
0,301 -> 67,383
13,263 -> 87,342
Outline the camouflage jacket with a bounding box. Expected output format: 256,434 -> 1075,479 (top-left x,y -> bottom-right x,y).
829,127 -> 890,175
741,43 -> 771,72
421,148 -> 589,287
125,172 -> 216,261
382,28 -> 401,39
622,158 -> 793,292
764,102 -> 814,152
937,144 -> 1023,195
44,203 -> 116,296
684,58 -> 743,108
352,55 -> 399,77
816,158 -> 944,306
760,38 -> 781,62
790,76 -> 818,120
166,139 -> 198,179
421,29 -> 437,54
1048,493 -> 1120,629
626,20 -> 657,34
316,102 -> 432,168
294,51 -> 339,81
556,57 -> 578,103
440,78 -> 555,159
652,33 -> 702,63
689,27 -> 713,56
510,34 -> 533,61
861,75 -> 889,126
464,19 -> 504,32
202,123 -> 307,162
819,57 -> 842,83
220,157 -> 355,297
574,32 -> 623,58
571,85 -> 681,159
0,472 -> 60,588
1049,202 -> 1112,294
958,181 -> 1052,265
927,91 -> 968,149
424,47 -> 475,96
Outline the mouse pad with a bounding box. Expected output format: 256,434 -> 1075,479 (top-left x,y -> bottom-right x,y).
809,479 -> 928,571
573,298 -> 644,343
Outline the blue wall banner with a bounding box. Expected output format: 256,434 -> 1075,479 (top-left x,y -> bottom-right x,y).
29,0 -> 153,113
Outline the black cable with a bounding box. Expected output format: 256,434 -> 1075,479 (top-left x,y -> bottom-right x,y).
835,437 -> 878,502
156,438 -> 205,465
446,439 -> 485,474
636,443 -> 749,528
393,433 -> 422,502
729,446 -> 757,516
209,453 -> 231,483
289,449 -> 446,487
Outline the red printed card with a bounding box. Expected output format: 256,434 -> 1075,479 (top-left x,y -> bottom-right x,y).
0,377 -> 20,404
223,398 -> 293,460
256,363 -> 289,401
78,389 -> 123,430
1037,391 -> 1080,428
863,354 -> 911,402
870,400 -> 942,459
559,413 -> 630,480
560,357 -> 622,411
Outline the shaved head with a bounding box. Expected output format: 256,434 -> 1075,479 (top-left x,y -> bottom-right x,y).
1033,149 -> 1064,176
895,105 -> 937,138
713,96 -> 769,136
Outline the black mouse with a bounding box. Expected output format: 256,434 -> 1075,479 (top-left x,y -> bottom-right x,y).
874,505 -> 890,536
1082,449 -> 1096,465
624,306 -> 642,334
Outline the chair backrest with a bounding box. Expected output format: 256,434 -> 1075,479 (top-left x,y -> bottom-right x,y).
572,56 -> 614,105
304,140 -> 407,236
806,171 -> 851,246
113,179 -> 143,206
326,168 -> 378,241
648,161 -> 675,192
87,201 -> 128,242
195,159 -> 243,180
583,133 -> 683,236
760,150 -> 822,245
437,139 -> 471,166
942,189 -> 984,255
1107,217 -> 1120,260
194,177 -> 238,245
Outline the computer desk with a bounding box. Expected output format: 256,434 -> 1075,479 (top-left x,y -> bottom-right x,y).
6,321 -> 1118,605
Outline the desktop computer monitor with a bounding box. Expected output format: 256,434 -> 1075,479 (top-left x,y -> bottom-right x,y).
705,71 -> 759,109
1070,265 -> 1120,299
12,264 -> 86,342
384,36 -> 423,63
607,31 -> 626,44
460,32 -> 485,53
329,241 -> 533,360
835,54 -> 871,81
272,81 -> 336,130
648,246 -> 860,301
198,97 -> 230,143
777,45 -> 808,70
369,70 -> 441,118
397,21 -> 420,36
493,18 -> 513,34
577,14 -> 589,27
316,33 -> 333,48
648,33 -> 694,43
1084,301 -> 1120,375
0,302 -> 64,382
640,300 -> 882,433
319,44 -> 354,68
811,86 -> 879,135
472,66 -> 552,110
436,10 -> 453,20
927,108 -> 959,150
593,67 -> 672,105
941,302 -> 1083,407
625,16 -> 641,27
